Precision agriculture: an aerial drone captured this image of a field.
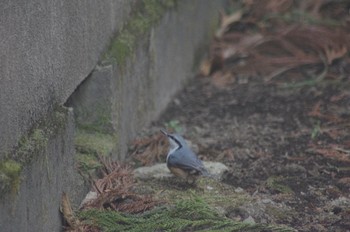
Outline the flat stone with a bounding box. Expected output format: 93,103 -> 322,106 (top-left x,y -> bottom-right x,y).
79,191 -> 98,209
243,215 -> 256,224
133,161 -> 229,180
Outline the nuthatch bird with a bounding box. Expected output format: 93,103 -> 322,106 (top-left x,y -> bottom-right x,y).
161,129 -> 209,183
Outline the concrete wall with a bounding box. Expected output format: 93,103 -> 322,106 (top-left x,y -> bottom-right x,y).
0,0 -> 133,159
0,108 -> 86,232
67,1 -> 225,160
0,0 -> 226,231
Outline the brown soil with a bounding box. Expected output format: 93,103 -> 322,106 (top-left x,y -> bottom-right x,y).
151,74 -> 350,231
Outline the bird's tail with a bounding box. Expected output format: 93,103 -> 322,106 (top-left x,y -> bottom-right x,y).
200,167 -> 219,180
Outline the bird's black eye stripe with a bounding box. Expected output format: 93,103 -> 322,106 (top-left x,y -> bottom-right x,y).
168,134 -> 182,150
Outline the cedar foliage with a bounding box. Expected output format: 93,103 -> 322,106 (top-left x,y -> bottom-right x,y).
78,196 -> 295,232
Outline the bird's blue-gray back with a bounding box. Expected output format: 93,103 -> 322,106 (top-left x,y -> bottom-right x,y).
167,144 -> 206,173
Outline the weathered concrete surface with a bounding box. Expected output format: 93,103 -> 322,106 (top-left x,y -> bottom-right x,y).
0,0 -> 133,159
67,0 -> 226,160
0,108 -> 85,232
66,65 -> 117,134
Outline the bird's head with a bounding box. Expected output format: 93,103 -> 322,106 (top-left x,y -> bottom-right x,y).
160,129 -> 185,151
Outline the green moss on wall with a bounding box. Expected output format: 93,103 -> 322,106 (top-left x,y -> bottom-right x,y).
108,32 -> 136,68
75,104 -> 113,135
76,153 -> 103,174
15,129 -> 48,164
0,160 -> 21,195
13,106 -> 68,163
104,0 -> 177,67
0,106 -> 69,196
75,129 -> 117,177
75,129 -> 115,156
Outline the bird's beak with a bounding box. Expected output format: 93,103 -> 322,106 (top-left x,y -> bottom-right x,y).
160,129 -> 168,136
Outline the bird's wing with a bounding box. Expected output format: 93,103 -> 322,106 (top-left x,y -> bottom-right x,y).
167,149 -> 207,174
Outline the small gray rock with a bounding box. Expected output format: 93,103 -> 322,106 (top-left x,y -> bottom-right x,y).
133,161 -> 229,180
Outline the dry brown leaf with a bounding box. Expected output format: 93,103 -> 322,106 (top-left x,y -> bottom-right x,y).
284,26 -> 348,63
222,33 -> 264,59
199,58 -> 212,76
113,195 -> 162,214
338,177 -> 350,186
308,101 -> 323,118
308,101 -> 345,123
217,148 -> 235,161
81,160 -> 162,214
309,147 -> 350,163
265,0 -> 293,13
330,92 -> 350,102
321,127 -> 347,140
324,45 -> 347,65
299,0 -> 325,18
243,0 -> 293,19
60,192 -> 80,230
211,71 -> 236,89
216,10 -> 243,38
317,148 -> 350,162
205,0 -> 350,83
130,132 -> 168,166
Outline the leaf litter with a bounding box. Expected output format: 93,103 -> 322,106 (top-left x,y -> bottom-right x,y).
202,0 -> 350,85
61,158 -> 163,232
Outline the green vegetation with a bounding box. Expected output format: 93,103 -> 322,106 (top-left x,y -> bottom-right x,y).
78,196 -> 295,232
164,120 -> 182,133
267,176 -> 293,194
0,106 -> 69,195
75,106 -> 113,135
15,129 -> 48,164
0,159 -> 22,195
75,130 -> 115,156
14,107 -> 68,164
105,0 -> 177,67
311,120 -> 321,139
151,178 -> 249,208
75,129 -> 116,176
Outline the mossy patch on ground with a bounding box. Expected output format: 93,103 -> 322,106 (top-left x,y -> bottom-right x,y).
137,177 -> 248,208
266,176 -> 293,194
